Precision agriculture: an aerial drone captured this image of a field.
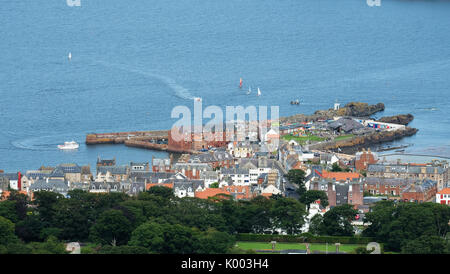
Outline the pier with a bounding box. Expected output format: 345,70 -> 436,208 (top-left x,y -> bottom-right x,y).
86,130 -> 169,145
85,130 -> 199,154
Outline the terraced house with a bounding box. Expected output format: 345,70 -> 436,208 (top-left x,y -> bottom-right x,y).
367,163 -> 448,191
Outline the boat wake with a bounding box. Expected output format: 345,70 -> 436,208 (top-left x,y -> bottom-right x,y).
11,134 -> 82,151
94,61 -> 196,101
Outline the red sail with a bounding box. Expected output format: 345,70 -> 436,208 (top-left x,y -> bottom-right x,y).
239,78 -> 243,88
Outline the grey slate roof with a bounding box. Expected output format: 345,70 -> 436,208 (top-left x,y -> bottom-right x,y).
221,167 -> 249,175
57,163 -> 82,173
97,165 -> 129,175
30,179 -> 68,193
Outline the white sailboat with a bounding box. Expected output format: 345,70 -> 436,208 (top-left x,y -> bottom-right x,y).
257,87 -> 261,96
247,86 -> 252,95
68,52 -> 72,61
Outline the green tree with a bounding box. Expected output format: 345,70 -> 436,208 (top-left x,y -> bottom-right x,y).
363,202 -> 450,252
97,245 -> 150,254
129,221 -> 165,252
89,209 -> 133,246
147,186 -> 174,200
308,214 -> 323,235
6,190 -> 28,220
401,235 -> 448,254
210,182 -> 219,188
299,190 -> 329,209
27,236 -> 67,254
129,221 -> 198,254
0,216 -> 19,246
15,214 -> 43,242
270,197 -> 306,234
194,228 -> 235,254
319,204 -> 357,236
285,169 -> 306,196
0,200 -> 19,223
331,162 -> 342,172
33,191 -> 64,224
53,198 -> 96,241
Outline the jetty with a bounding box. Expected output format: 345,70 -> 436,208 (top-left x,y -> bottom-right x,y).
86,130 -> 199,154
86,130 -> 168,145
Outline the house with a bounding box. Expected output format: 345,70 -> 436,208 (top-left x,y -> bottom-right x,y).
172,162 -> 212,179
363,177 -> 411,196
401,179 -> 437,203
172,180 -> 205,198
220,167 -> 250,185
228,141 -> 255,158
1,173 -> 20,190
96,157 -> 116,168
130,162 -> 150,171
0,176 -> 9,194
96,165 -> 129,182
310,179 -> 364,207
55,163 -> 83,182
239,157 -> 285,186
152,156 -> 173,172
200,171 -> 219,188
315,170 -> 361,182
319,153 -> 340,166
30,179 -> 69,197
81,166 -> 93,182
367,163 -> 448,191
328,117 -> 364,134
129,181 -> 146,196
188,150 -> 234,169
301,200 -> 327,233
355,149 -> 378,171
194,188 -> 231,200
436,188 -> 450,205
68,181 -> 91,192
220,185 -> 253,200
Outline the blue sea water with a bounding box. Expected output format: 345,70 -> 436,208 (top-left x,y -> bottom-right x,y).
0,0 -> 449,172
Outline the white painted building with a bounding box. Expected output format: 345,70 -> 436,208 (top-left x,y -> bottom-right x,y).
436,188 -> 450,205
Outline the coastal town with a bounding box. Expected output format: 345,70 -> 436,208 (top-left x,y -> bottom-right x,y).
1,102 -> 449,241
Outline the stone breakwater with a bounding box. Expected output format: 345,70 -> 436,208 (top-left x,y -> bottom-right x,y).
86,130 -> 169,145
309,127 -> 419,154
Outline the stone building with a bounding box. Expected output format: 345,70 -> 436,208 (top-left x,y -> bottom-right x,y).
367,163 -> 448,191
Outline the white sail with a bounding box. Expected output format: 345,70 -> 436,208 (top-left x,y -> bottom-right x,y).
247,87 -> 252,95
257,88 -> 261,96
68,52 -> 72,60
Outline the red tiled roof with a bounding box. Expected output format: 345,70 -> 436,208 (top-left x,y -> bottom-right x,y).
319,170 -> 360,181
437,188 -> 450,195
145,183 -> 174,190
195,188 -> 230,199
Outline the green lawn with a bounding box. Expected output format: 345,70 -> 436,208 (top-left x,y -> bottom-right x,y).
335,134 -> 355,141
281,134 -> 326,145
236,241 -> 365,253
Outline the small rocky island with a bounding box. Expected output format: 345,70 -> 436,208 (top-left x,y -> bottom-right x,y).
280,102 -> 418,154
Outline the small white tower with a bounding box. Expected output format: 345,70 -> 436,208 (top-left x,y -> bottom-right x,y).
334,100 -> 340,111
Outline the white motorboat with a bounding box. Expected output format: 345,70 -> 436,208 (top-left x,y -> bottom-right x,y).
58,141 -> 79,150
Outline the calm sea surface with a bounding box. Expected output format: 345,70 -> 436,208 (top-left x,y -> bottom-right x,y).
0,0 -> 449,172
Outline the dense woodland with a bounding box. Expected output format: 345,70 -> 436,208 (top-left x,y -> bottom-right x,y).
0,181 -> 449,254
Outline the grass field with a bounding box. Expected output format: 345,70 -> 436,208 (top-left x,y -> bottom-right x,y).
334,134 -> 355,141
281,134 -> 326,145
235,241 -> 366,253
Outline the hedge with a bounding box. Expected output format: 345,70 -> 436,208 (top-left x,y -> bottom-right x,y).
236,233 -> 375,245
